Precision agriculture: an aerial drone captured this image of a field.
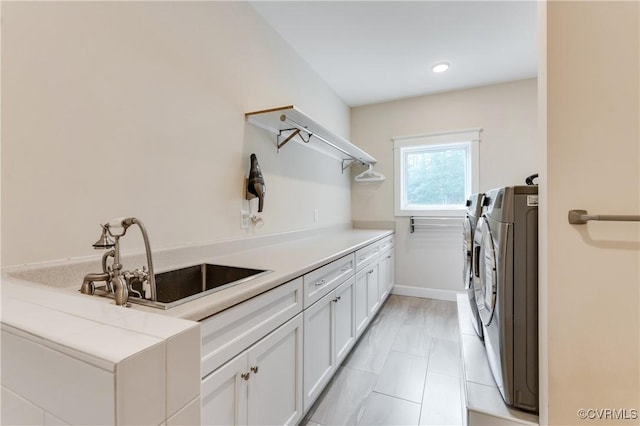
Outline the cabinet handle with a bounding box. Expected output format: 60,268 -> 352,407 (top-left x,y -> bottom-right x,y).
386,255 -> 392,259
332,296 -> 341,303
359,256 -> 365,261
340,266 -> 349,272
314,279 -> 326,287
241,372 -> 250,381
368,269 -> 373,274
251,366 -> 259,374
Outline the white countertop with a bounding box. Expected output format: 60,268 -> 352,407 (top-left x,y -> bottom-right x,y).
152,228 -> 393,321
1,226 -> 392,368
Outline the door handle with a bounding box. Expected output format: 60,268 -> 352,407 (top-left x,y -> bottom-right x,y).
473,246 -> 481,278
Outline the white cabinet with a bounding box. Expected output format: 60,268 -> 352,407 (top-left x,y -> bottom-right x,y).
354,239 -> 382,338
303,254 -> 354,308
333,277 -> 356,365
378,249 -> 394,300
303,292 -> 333,409
353,235 -> 394,338
365,263 -> 380,317
201,352 -> 248,426
201,278 -> 303,377
355,262 -> 380,338
202,314 -> 303,426
200,232 -> 394,425
355,243 -> 380,272
247,314 -> 303,426
354,269 -> 369,337
303,277 -> 356,410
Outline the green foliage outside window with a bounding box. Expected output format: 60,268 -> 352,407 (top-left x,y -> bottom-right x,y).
405,147 -> 467,206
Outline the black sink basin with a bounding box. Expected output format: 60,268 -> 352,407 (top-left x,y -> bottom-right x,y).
115,263 -> 271,309
154,263 -> 269,304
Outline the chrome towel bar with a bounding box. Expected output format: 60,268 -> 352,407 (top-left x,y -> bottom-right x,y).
410,216 -> 462,232
568,209 -> 640,225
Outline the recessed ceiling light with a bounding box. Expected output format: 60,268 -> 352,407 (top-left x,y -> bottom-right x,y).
432,63 -> 450,73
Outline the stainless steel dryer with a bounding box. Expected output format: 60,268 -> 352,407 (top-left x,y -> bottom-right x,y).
473,186 -> 539,413
463,193 -> 485,339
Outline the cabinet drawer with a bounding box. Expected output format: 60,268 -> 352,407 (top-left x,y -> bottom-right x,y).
378,235 -> 394,254
303,254 -> 355,309
201,277 -> 303,377
355,243 -> 380,271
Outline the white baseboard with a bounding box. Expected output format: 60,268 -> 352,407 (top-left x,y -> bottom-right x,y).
390,285 -> 462,302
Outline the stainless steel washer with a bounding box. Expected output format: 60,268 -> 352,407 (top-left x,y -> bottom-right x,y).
473,186 -> 539,413
463,193 -> 485,339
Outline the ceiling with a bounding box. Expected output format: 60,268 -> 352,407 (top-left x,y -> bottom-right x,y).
250,1 -> 538,107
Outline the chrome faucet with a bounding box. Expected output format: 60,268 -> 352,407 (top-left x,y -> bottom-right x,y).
80,218 -> 156,306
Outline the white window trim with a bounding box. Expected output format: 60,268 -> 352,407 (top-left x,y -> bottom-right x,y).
392,128 -> 481,217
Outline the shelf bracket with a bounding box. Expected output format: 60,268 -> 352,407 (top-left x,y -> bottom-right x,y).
276,128 -> 301,152
342,159 -> 359,173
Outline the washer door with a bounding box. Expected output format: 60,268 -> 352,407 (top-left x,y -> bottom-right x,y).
475,217 -> 497,326
462,215 -> 473,289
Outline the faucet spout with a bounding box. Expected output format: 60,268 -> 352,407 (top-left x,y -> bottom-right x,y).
80,272 -> 110,295
127,218 -> 156,301
111,275 -> 128,306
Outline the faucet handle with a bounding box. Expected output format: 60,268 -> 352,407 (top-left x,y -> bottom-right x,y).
137,266 -> 152,300
130,268 -> 149,281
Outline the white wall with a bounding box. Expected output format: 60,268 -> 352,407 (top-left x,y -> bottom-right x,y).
1,2 -> 351,267
351,79 -> 538,297
542,2 -> 639,424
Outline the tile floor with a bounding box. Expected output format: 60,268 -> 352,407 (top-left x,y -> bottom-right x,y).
301,295 -> 463,426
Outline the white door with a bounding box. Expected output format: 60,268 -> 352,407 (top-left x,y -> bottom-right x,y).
333,277 -> 356,365
545,4 -> 640,423
201,352 -> 248,426
354,269 -> 369,337
248,314 -> 303,426
303,292 -> 335,411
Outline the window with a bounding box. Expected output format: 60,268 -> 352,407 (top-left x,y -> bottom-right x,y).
393,129 -> 480,216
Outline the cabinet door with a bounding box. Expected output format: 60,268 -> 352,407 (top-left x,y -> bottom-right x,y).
303,292 -> 335,411
201,352 -> 248,426
379,250 -> 394,301
201,278 -> 303,377
354,269 -> 369,338
248,314 -> 303,426
333,277 -> 356,365
366,263 -> 380,316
